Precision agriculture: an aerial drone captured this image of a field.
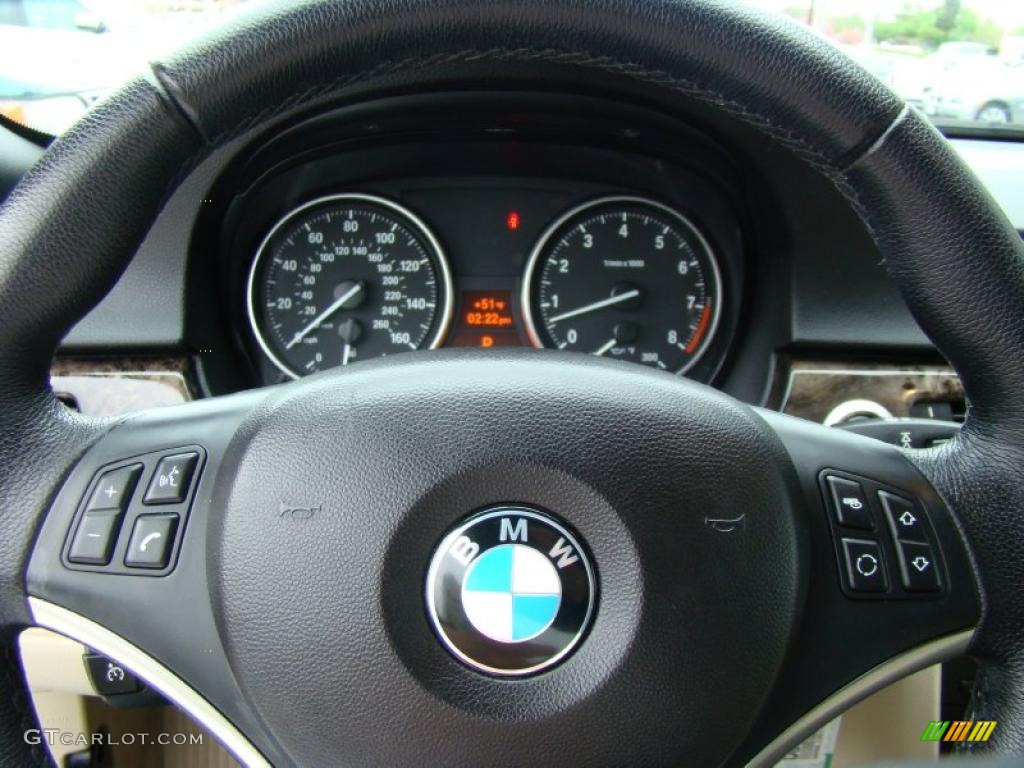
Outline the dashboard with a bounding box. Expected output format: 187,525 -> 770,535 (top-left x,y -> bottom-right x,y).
55,89 -> 1002,410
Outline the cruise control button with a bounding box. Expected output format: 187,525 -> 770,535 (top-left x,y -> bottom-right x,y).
841,538 -> 888,593
896,541 -> 941,592
826,476 -> 873,530
84,653 -> 141,696
124,514 -> 178,568
85,464 -> 142,513
68,512 -> 121,565
143,452 -> 198,505
880,491 -> 928,543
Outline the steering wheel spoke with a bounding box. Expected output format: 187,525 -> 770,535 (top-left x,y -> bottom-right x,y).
738,410 -> 981,764
26,391 -> 280,766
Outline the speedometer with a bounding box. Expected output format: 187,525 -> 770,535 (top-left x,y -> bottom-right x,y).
247,194 -> 453,378
522,197 -> 722,375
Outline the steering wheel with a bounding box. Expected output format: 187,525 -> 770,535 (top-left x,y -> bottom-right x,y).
1,1 -> 1022,765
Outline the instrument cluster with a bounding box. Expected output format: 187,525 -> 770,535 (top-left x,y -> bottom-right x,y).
245,185 -> 733,382
207,99 -> 748,389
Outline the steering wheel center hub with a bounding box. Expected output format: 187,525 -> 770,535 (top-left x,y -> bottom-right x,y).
208,353 -> 802,766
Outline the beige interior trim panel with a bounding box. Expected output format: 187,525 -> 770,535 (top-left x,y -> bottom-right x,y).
29,597 -> 270,768
750,629 -> 974,767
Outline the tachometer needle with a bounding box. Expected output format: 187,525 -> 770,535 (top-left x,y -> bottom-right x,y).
286,282 -> 364,349
548,288 -> 640,323
593,338 -> 616,357
342,343 -> 352,366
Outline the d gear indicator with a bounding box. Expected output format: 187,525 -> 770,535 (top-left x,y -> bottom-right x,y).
448,290 -> 523,348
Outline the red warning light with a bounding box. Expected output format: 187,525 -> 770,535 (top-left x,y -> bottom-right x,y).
506,211 -> 521,231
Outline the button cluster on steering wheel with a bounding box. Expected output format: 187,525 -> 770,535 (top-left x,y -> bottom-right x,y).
64,447 -> 204,575
820,470 -> 944,598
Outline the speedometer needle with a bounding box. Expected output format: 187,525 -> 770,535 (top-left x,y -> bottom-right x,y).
593,338 -> 617,356
286,282 -> 364,349
548,288 -> 640,323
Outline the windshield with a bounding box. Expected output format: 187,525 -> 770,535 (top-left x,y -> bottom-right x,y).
1,0 -> 1023,136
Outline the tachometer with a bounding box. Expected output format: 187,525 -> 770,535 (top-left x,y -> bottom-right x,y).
247,194 -> 453,378
522,197 -> 722,375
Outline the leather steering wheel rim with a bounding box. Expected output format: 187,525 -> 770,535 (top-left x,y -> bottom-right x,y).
1,0 -> 1022,764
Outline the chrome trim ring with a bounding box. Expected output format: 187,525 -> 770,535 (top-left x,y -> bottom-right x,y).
245,192 -> 455,380
823,398 -> 895,427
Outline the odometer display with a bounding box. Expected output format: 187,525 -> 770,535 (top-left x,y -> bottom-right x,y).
522,197 -> 722,374
247,194 -> 453,378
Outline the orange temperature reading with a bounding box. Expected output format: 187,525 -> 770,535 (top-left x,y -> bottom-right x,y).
464,293 -> 514,328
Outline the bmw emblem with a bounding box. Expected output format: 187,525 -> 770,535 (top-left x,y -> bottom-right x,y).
425,506 -> 596,676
